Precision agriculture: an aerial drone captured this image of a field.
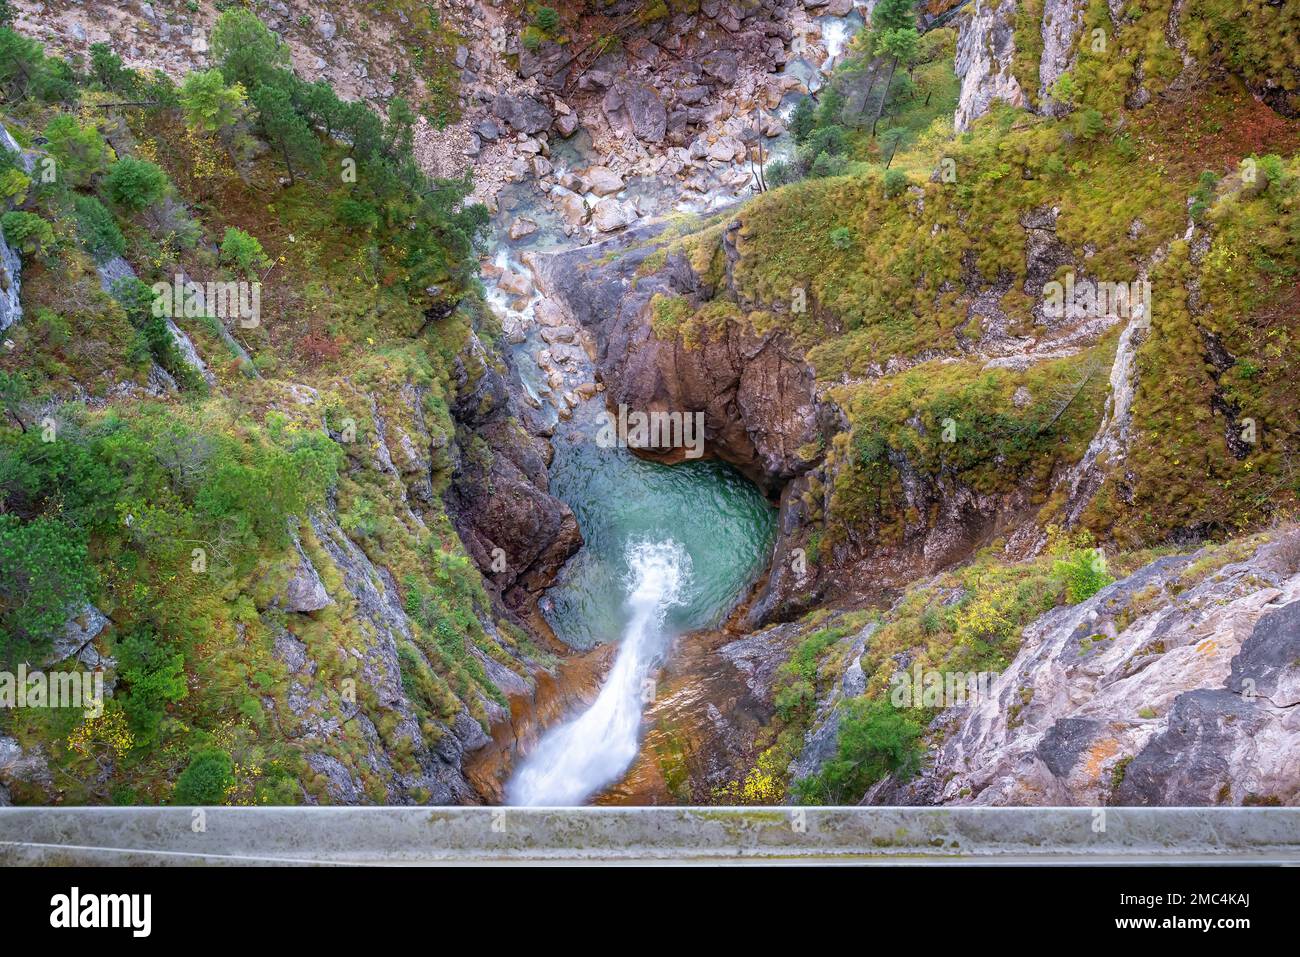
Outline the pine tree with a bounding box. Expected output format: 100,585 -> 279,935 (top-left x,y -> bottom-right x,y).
250,81 -> 320,185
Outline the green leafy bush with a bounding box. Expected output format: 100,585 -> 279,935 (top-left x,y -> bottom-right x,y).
1053,546 -> 1115,604
0,515 -> 93,665
219,226 -> 270,276
105,156 -> 170,211
172,747 -> 234,805
534,6 -> 560,32
73,194 -> 125,260
790,97 -> 815,144
116,627 -> 187,746
882,168 -> 908,197
0,210 -> 53,253
793,697 -> 924,803
179,68 -> 246,132
43,114 -> 112,188
336,197 -> 378,231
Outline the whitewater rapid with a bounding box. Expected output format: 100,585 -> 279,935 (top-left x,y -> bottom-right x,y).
506,539 -> 691,806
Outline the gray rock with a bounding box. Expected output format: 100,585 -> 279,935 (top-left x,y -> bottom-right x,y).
591,197 -> 635,232
700,50 -> 739,84
954,0 -> 1027,132
492,93 -> 552,135
874,532 -> 1300,807
1228,599 -> 1300,707
582,165 -> 624,196
43,604 -> 109,667
281,541 -> 332,613
601,82 -> 667,144
0,736 -> 51,802
555,112 -> 580,137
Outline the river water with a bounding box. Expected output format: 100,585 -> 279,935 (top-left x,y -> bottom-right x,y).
487,12 -> 861,805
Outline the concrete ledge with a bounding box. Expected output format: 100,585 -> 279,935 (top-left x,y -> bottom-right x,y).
2,807 -> 1299,865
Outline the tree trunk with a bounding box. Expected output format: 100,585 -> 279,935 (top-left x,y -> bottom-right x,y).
871,56 -> 899,136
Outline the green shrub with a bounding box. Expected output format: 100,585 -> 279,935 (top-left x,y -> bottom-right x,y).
219,226 -> 270,276
828,226 -> 854,250
88,42 -> 138,95
179,68 -> 246,132
883,168 -> 908,197
790,97 -> 815,144
792,697 -> 924,803
0,514 -> 93,665
764,159 -> 794,187
73,194 -> 125,260
116,627 -> 187,746
810,151 -> 847,178
806,124 -> 847,158
172,746 -> 234,805
209,8 -> 289,89
1053,546 -> 1114,604
534,6 -> 560,32
43,114 -> 112,187
105,156 -> 169,211
336,197 -> 378,231
0,211 -> 53,254
1189,169 -> 1219,223
1075,107 -> 1105,139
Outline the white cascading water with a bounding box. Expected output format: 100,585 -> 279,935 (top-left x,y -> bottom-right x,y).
821,20 -> 850,69
506,539 -> 691,806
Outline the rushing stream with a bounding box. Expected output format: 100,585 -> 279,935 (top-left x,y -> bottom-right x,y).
484,10 -> 860,805
507,400 -> 776,805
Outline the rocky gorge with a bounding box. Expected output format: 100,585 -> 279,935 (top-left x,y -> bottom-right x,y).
1,0 -> 1298,810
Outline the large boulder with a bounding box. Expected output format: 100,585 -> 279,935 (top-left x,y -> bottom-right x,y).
492,93 -> 552,135
699,50 -> 739,85
582,166 -> 625,196
601,81 -> 668,144
591,197 -> 636,232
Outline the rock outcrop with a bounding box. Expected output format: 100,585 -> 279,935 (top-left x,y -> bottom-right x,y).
953,0 -> 1026,132
444,329 -> 582,610
531,220 -> 825,498
871,532 -> 1300,806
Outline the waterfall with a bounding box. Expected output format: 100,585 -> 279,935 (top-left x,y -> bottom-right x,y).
506,539 -> 691,806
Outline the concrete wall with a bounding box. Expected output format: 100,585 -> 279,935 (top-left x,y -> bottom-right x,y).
3,806 -> 1299,864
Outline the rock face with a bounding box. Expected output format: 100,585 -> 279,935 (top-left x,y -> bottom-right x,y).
873,532 -> 1300,807
953,0 -> 1027,132
0,122 -> 25,333
302,513 -> 488,805
43,604 -> 110,668
1037,0 -> 1087,114
280,538 -> 332,613
443,331 -> 582,610
531,219 -> 825,497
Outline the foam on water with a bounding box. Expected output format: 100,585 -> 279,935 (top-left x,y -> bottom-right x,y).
506,539 -> 691,806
